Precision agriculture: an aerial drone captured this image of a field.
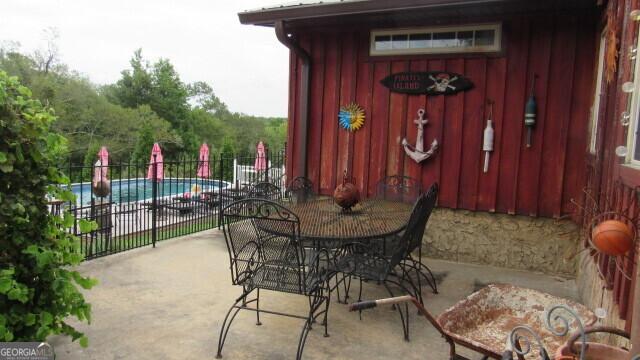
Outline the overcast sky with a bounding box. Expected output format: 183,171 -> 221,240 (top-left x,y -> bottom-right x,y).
1,0 -> 289,117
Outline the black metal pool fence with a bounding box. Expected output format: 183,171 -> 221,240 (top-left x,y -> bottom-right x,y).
55,150 -> 285,260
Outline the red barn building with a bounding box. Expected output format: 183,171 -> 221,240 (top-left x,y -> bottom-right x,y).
240,0 -> 640,348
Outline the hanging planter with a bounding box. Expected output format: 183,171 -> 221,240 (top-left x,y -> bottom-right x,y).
338,103 -> 365,131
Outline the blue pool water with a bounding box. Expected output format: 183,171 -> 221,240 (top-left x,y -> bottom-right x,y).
71,178 -> 230,205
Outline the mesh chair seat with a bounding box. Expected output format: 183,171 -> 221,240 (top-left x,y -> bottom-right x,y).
246,263 -> 326,294
334,253 -> 390,282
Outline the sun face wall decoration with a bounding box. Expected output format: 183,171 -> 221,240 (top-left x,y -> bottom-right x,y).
338,103 -> 365,132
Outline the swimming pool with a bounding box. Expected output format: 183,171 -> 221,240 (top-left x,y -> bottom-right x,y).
70,178 -> 230,205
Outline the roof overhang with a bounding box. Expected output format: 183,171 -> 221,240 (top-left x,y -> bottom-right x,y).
238,0 -> 598,27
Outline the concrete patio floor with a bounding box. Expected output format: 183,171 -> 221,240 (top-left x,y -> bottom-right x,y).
50,229 -> 579,360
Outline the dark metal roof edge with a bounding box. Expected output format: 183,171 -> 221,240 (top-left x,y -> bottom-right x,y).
238,0 -> 509,26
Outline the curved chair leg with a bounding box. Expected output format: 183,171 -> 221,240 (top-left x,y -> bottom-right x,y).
411,260 -> 438,294
386,278 -> 417,341
255,288 -> 262,326
403,266 -> 426,315
396,266 -> 421,304
413,249 -> 438,294
295,317 -> 313,360
216,291 -> 251,359
418,261 -> 438,294
357,277 -> 364,320
402,259 -> 438,296
383,282 -> 409,341
323,284 -> 330,338
343,274 -> 352,303
297,291 -> 324,360
334,273 -> 342,303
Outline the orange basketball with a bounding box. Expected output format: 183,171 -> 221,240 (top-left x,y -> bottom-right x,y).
592,220 -> 634,256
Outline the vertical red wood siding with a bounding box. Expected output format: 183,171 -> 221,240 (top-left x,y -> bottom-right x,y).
581,0 -> 639,325
287,12 -> 597,219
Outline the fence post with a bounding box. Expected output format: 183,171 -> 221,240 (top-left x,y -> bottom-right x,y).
218,155 -> 224,229
151,154 -> 158,248
282,150 -> 286,186
265,148 -> 270,184
232,157 -> 237,187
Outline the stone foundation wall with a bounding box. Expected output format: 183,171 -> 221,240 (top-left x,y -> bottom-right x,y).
422,208 -> 581,277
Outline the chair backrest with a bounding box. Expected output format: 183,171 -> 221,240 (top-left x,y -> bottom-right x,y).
222,199 -> 307,292
376,175 -> 422,204
389,183 -> 438,267
285,176 -> 315,203
246,182 -> 283,201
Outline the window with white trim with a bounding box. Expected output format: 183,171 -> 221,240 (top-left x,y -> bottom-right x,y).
589,32 -> 607,154
370,23 -> 502,56
627,30 -> 640,165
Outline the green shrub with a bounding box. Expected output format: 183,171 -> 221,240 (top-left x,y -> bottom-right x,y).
0,71 -> 97,346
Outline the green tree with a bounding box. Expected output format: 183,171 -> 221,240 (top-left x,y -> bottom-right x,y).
83,143 -> 100,168
149,59 -> 189,129
189,81 -> 229,117
220,136 -> 235,181
0,71 -> 97,345
104,49 -> 152,109
131,121 -> 155,167
0,45 -> 287,166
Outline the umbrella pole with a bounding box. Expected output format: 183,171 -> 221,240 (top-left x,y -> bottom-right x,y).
151,154 -> 157,248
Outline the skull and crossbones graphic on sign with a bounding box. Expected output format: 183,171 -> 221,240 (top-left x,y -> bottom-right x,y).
427,73 -> 458,93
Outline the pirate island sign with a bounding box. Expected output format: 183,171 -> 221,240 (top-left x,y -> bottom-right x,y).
380,71 -> 473,95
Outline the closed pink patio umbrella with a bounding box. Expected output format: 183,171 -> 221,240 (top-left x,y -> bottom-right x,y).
254,141 -> 267,172
93,146 -> 109,185
197,143 -> 210,178
146,143 -> 164,181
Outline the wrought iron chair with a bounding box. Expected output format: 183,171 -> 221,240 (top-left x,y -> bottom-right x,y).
375,177 -> 438,296
285,176 -> 316,203
246,181 -> 283,201
216,199 -> 332,360
395,183 -> 439,301
376,175 -> 422,204
334,183 -> 439,341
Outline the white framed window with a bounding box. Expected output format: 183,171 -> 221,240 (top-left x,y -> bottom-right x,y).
370,23 -> 502,56
627,30 -> 640,166
589,31 -> 607,154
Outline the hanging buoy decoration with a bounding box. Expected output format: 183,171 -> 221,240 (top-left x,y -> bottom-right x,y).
524,75 -> 537,148
483,101 -> 495,173
591,220 -> 634,256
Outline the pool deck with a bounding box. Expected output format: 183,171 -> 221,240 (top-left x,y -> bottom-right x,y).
49,229 -> 580,360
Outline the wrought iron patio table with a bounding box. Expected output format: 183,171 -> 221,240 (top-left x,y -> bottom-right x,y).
257,198 -> 414,304
282,198 -> 413,245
